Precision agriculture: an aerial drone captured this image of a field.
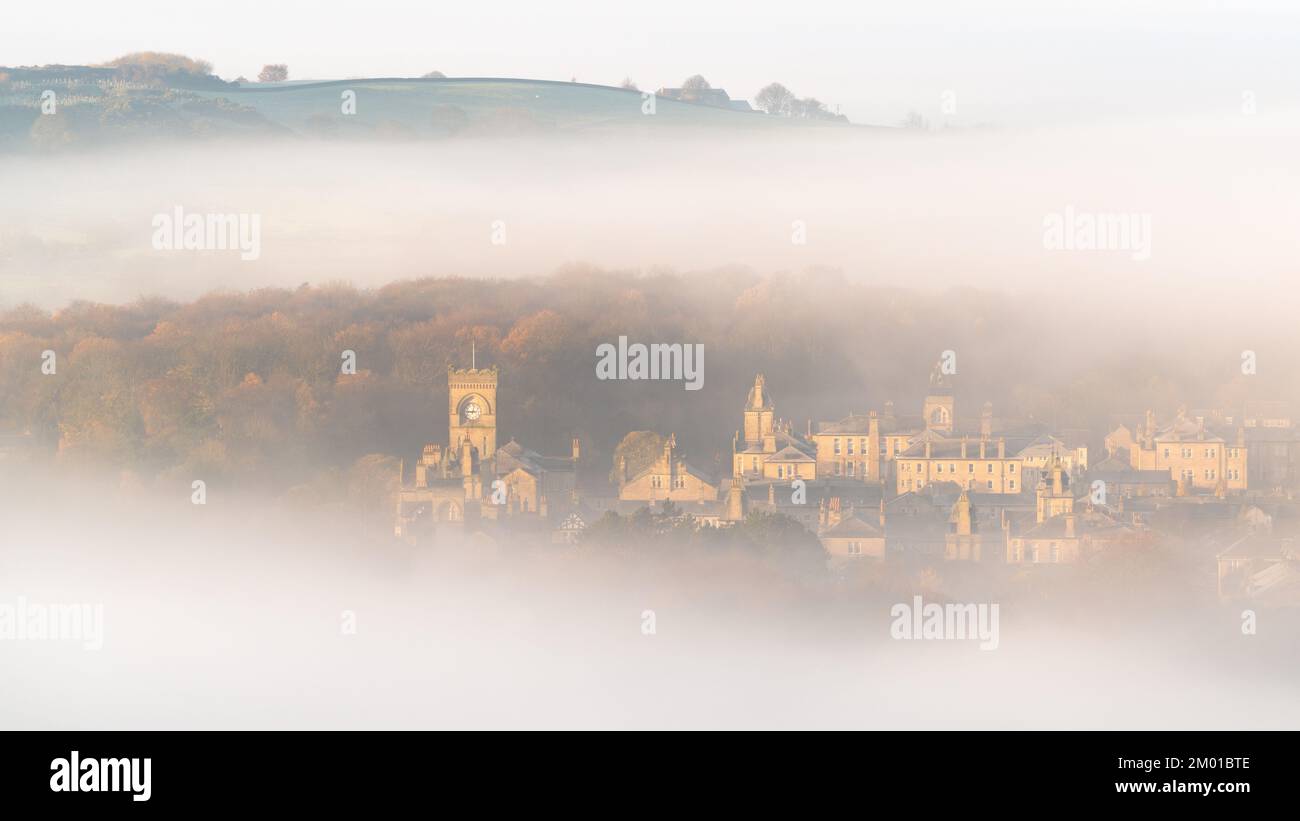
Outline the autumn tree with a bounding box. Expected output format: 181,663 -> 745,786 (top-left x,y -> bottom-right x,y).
609,431 -> 666,485
107,52 -> 213,83
258,64 -> 289,83
681,74 -> 711,93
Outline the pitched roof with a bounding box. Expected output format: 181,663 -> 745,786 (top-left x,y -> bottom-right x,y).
822,514 -> 884,539
769,445 -> 815,462
1020,510 -> 1134,539
1153,415 -> 1224,443
495,439 -> 576,475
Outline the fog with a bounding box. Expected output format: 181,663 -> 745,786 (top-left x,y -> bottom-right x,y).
1,467 -> 1296,730
4,112 -> 1299,329
4,100 -> 1300,731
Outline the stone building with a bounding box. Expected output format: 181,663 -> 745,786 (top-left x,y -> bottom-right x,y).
394,361 -> 578,540
1122,409 -> 1248,494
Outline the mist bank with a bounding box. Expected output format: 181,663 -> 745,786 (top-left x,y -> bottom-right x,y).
2,116 -> 1298,313
1,468 -> 1296,730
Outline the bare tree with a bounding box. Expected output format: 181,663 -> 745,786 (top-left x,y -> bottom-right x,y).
754,82 -> 795,116
620,77 -> 639,91
422,71 -> 446,78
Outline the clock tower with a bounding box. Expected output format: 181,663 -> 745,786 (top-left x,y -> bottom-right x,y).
449,363 -> 498,461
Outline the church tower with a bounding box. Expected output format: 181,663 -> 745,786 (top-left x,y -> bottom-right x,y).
449,358 -> 498,462
742,373 -> 775,447
923,359 -> 955,433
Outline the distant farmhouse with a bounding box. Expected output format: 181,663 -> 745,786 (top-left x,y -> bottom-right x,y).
655,86 -> 754,112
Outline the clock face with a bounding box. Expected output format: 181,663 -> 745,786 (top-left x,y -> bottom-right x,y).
462,401 -> 482,421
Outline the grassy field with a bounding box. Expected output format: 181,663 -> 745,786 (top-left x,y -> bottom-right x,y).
1,70 -> 858,150
189,77 -> 845,136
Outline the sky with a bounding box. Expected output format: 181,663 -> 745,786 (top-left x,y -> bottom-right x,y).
4,0 -> 1300,126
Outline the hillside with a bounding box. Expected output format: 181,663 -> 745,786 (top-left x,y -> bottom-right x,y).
0,66 -> 852,151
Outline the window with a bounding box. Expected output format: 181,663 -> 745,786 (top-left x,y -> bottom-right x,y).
968,463 -> 974,473
751,457 -> 758,472
848,541 -> 862,556
936,464 -> 943,473
1010,480 -> 1016,490
986,480 -> 993,489
847,461 -> 855,477
776,466 -> 784,478
1182,448 -> 1192,458
847,439 -> 854,455
674,475 -> 685,489
949,463 -> 955,472
1031,546 -> 1040,562
1163,448 -> 1170,458
1050,545 -> 1060,563
1009,464 -> 1015,473
834,438 -> 841,455
987,463 -> 994,473
1206,448 -> 1216,458
860,438 -> 867,454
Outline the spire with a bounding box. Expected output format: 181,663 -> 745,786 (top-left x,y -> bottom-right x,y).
471,340 -> 476,369
746,373 -> 773,410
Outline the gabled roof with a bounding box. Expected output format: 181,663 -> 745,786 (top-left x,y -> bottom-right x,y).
1153,415 -> 1224,443
1245,562 -> 1300,604
1219,533 -> 1293,561
769,445 -> 815,462
899,432 -> 1041,459
626,459 -> 717,487
1020,510 -> 1134,540
495,438 -> 576,476
1090,454 -> 1135,474
774,429 -> 816,456
822,514 -> 884,539
816,414 -> 874,435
